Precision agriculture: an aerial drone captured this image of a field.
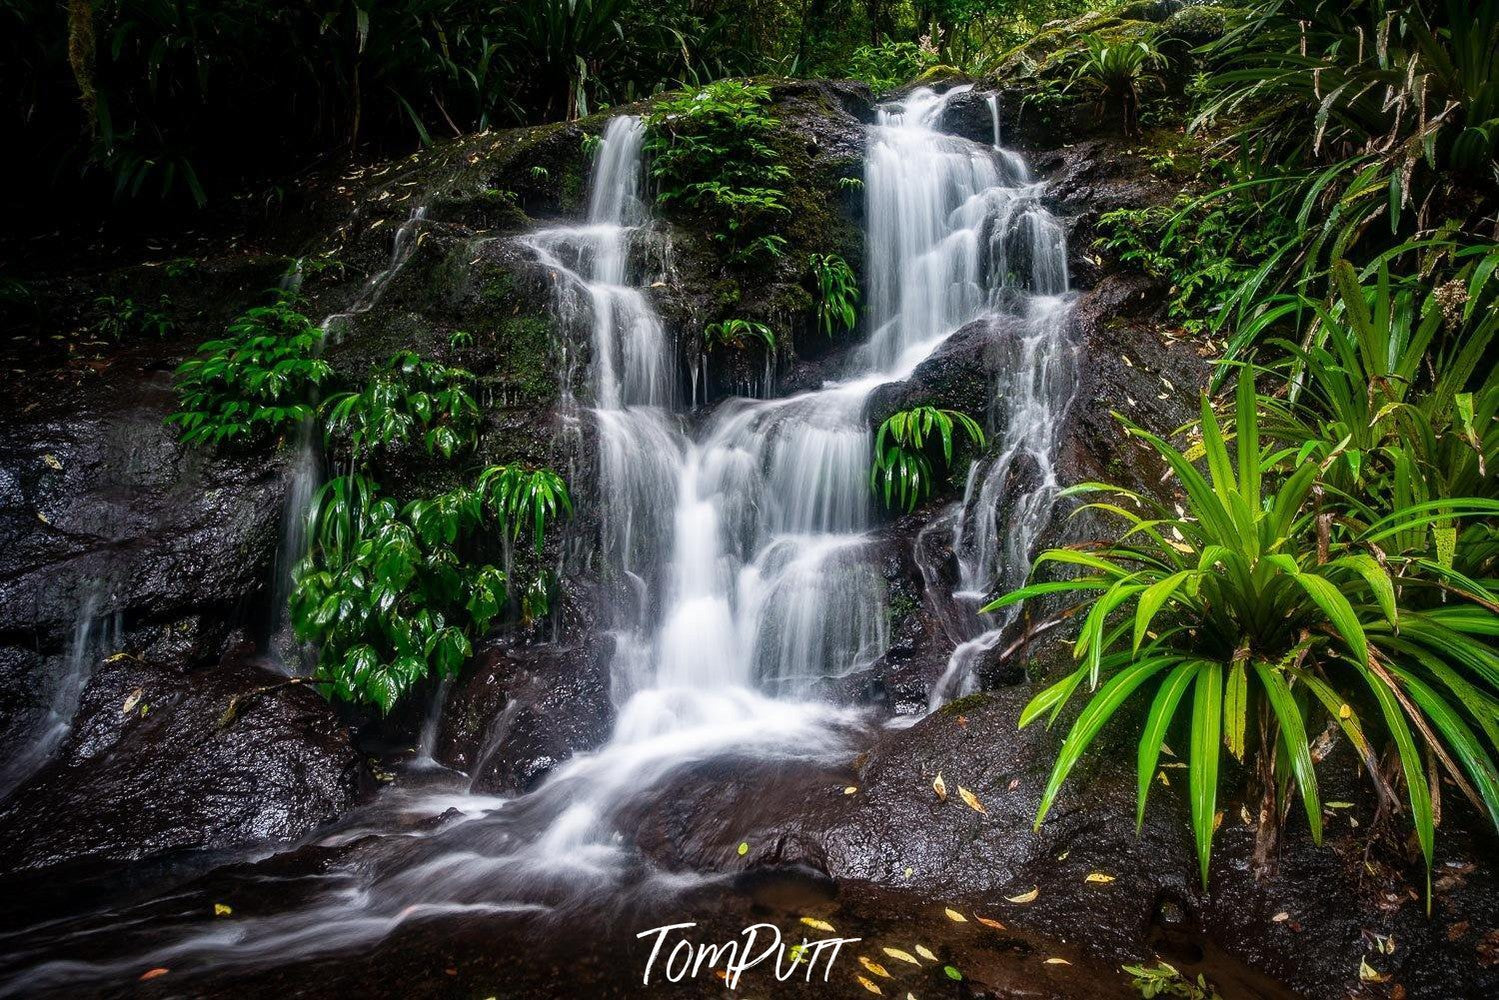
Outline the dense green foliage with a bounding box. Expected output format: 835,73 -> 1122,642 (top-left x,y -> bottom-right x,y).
167,293 -> 329,447
645,80 -> 791,264
870,405 -> 986,512
323,351 -> 479,461
1189,0 -> 1498,346
290,464 -> 571,711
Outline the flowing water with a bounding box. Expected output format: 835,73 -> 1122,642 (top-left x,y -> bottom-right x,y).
0,87 -> 1081,992
0,582 -> 121,802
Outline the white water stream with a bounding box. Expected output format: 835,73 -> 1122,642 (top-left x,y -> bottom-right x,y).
4,87 -> 1080,990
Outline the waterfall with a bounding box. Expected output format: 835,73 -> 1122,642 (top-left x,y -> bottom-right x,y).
3,88 -> 1085,987
0,581 -> 121,800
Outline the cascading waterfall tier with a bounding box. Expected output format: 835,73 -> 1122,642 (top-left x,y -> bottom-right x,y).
1,87 -> 1083,992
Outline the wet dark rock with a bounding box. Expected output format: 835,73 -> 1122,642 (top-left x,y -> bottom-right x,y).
1056,269 -> 1209,502
865,314 -> 1023,429
0,654 -> 366,874
0,368 -> 295,768
634,684 -> 1499,999
435,627 -> 615,793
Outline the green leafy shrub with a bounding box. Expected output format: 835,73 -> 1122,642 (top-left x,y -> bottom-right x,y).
1096,192 -> 1293,337
91,293 -> 175,340
291,464 -> 572,711
991,370 -> 1499,892
809,253 -> 859,336
322,351 -> 479,461
703,318 -> 776,352
844,40 -> 937,92
167,293 -> 328,447
870,406 -> 985,512
645,80 -> 791,266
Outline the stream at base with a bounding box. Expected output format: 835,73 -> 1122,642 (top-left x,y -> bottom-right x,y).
0,87 -> 1082,996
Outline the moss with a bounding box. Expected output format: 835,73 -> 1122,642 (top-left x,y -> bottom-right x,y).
1163,4 -> 1229,45
938,692 -> 995,716
491,314 -> 557,404
886,593 -> 919,631
557,164 -> 585,214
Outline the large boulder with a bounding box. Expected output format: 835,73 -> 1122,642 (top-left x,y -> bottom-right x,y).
0,653 -> 366,874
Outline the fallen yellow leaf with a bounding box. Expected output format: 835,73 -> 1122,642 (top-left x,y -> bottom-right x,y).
944,908 -> 967,923
801,917 -> 836,933
957,786 -> 987,815
1005,887 -> 1039,904
975,916 -> 1005,930
859,957 -> 891,978
1084,873 -> 1115,884
857,974 -> 884,994
1044,958 -> 1071,966
882,947 -> 920,966
915,945 -> 938,962
844,786 -> 859,795
139,968 -> 170,981
932,773 -> 947,802
213,903 -> 232,917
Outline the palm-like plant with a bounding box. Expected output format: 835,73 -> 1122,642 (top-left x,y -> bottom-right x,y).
992,370 -> 1499,893
1068,34 -> 1165,137
514,0 -> 626,119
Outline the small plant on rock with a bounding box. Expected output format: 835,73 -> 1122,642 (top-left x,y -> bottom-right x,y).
92,293 -> 175,340
809,253 -> 859,336
168,292 -> 328,447
1068,34 -> 1165,137
703,318 -> 776,353
322,350 -> 479,461
870,405 -> 985,512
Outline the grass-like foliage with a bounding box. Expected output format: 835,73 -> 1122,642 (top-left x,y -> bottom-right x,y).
291,464 -> 572,711
843,39 -> 938,92
703,318 -> 776,353
1068,34 -> 1165,137
476,464 -> 573,555
991,369 -> 1498,894
870,405 -> 985,513
809,253 -> 859,336
645,79 -> 791,265
167,292 -> 329,447
322,350 -> 479,462
1191,0 -> 1499,330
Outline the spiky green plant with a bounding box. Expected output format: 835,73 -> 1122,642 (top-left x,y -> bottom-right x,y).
703,318 -> 776,352
991,370 -> 1499,894
1068,34 -> 1165,137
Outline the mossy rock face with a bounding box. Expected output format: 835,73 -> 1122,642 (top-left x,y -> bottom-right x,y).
1161,3 -> 1229,46
640,78 -> 873,400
